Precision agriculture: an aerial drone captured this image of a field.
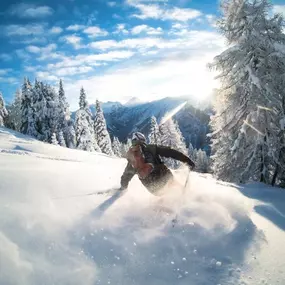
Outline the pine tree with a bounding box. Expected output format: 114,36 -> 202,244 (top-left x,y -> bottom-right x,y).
196,149 -> 209,173
58,79 -> 69,145
20,77 -> 37,137
33,79 -> 46,140
75,88 -> 100,152
58,131 -> 66,147
193,148 -> 198,162
41,83 -> 60,142
66,119 -> 76,149
209,0 -> 285,184
127,138 -> 132,148
120,142 -> 128,158
0,92 -> 8,127
188,142 -> 195,161
148,116 -> 161,144
75,110 -> 96,151
160,118 -> 187,169
94,99 -> 113,155
51,132 -> 59,145
112,137 -> 122,157
5,89 -> 21,130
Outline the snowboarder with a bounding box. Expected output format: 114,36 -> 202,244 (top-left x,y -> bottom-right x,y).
120,132 -> 195,195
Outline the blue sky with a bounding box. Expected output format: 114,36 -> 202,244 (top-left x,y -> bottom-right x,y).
0,0 -> 285,110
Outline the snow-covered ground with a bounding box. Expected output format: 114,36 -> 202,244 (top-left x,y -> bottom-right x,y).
1,127 -> 285,285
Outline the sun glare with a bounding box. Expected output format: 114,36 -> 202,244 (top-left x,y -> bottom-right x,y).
160,101 -> 188,125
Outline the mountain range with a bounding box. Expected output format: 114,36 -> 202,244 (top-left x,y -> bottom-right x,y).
87,96 -> 212,152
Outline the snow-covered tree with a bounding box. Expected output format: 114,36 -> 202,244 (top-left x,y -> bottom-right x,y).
120,138 -> 132,158
75,110 -> 97,151
188,142 -> 195,161
148,116 -> 161,144
58,79 -> 69,144
20,77 -> 38,137
65,119 -> 76,149
57,131 -> 66,147
112,137 -> 122,157
75,88 -> 100,152
120,142 -> 128,158
160,118 -> 187,169
196,150 -> 209,173
209,0 -> 285,184
94,99 -> 113,155
0,92 -> 8,127
51,132 -> 59,145
32,79 -> 46,140
193,148 -> 198,162
42,83 -> 60,142
5,89 -> 21,130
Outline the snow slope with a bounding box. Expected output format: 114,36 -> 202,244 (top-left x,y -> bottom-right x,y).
1,127 -> 285,285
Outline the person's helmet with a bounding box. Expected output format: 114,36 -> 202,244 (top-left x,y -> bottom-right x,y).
131,132 -> 146,144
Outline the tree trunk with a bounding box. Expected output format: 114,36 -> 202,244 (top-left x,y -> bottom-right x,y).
260,136 -> 267,183
271,163 -> 279,186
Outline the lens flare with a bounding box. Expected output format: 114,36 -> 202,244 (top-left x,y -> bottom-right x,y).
160,101 -> 187,125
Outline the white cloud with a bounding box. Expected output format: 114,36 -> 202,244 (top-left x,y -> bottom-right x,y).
61,30 -> 225,108
5,24 -> 45,36
90,38 -> 168,50
114,23 -> 129,35
15,49 -> 31,60
25,44 -> 61,61
26,44 -> 57,54
45,50 -> 134,71
169,23 -> 190,36
83,26 -> 108,37
131,25 -> 163,35
25,66 -> 37,72
112,13 -> 123,20
90,31 -> 222,52
127,1 -> 202,21
57,66 -> 93,76
10,37 -> 47,45
107,2 -> 117,7
26,46 -> 41,53
65,52 -> 219,109
205,14 -> 217,27
36,66 -> 93,78
273,5 -> 285,16
66,24 -> 86,31
63,35 -> 83,49
0,69 -> 12,76
77,51 -> 134,62
9,3 -> 53,18
90,40 -> 118,50
0,77 -> 18,84
0,53 -> 12,61
36,72 -> 59,81
50,26 -> 63,34
172,23 -> 186,29
164,7 -> 202,21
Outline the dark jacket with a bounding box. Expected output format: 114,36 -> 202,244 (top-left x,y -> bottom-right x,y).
120,143 -> 195,194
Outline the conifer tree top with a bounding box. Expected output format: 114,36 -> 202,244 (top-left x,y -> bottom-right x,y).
79,87 -> 88,110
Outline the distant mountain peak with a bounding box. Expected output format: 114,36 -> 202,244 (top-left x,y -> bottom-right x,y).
124,97 -> 143,107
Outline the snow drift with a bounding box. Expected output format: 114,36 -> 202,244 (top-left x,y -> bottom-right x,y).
0,127 -> 285,285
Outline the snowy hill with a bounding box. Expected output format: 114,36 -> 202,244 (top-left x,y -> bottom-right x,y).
1,127 -> 285,285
